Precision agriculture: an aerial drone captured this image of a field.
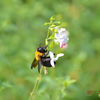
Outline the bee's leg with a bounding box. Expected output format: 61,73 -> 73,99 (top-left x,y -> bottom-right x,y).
46,50 -> 50,56
44,67 -> 48,75
42,51 -> 50,57
38,55 -> 42,73
38,55 -> 42,64
42,57 -> 51,62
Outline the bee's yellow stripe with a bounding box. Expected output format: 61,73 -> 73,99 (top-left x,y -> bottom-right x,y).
35,50 -> 43,60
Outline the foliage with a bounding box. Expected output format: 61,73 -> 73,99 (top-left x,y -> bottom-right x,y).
0,0 -> 100,100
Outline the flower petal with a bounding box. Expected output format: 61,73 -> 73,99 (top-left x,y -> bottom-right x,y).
49,51 -> 54,58
62,37 -> 69,44
55,33 -> 58,38
59,28 -> 66,33
54,53 -> 64,61
60,43 -> 66,48
50,59 -> 55,67
59,34 -> 65,39
60,43 -> 63,48
55,34 -> 65,42
63,30 -> 69,36
54,33 -> 59,42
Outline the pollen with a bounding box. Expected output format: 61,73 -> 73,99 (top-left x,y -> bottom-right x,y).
35,50 -> 43,60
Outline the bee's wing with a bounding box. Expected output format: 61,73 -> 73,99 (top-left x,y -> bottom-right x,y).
38,55 -> 42,73
38,60 -> 42,73
31,58 -> 38,69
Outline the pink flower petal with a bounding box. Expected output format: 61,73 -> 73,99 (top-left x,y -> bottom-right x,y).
60,43 -> 67,48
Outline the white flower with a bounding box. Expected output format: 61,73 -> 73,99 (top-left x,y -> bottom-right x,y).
54,28 -> 69,48
49,51 -> 64,67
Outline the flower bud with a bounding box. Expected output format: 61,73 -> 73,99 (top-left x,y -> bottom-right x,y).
44,22 -> 50,26
50,16 -> 55,21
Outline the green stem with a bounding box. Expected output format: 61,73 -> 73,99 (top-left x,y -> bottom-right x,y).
28,66 -> 43,100
46,21 -> 52,41
46,27 -> 50,41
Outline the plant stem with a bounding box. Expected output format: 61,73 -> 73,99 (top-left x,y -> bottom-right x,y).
28,66 -> 43,100
46,21 -> 52,41
47,27 -> 50,40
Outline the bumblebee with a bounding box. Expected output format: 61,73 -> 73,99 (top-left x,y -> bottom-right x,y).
31,45 -> 55,73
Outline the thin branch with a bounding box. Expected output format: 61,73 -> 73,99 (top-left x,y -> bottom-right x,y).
28,66 -> 43,100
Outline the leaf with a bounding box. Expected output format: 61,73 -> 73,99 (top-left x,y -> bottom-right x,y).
48,33 -> 56,39
53,21 -> 61,26
68,80 -> 76,85
45,39 -> 48,45
50,40 -> 58,48
63,81 -> 67,87
63,76 -> 76,87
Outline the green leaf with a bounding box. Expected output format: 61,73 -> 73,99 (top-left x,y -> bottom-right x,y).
53,21 -> 61,26
48,33 -> 56,39
68,80 -> 76,86
50,40 -> 58,48
49,27 -> 58,33
54,29 -> 58,33
63,76 -> 76,87
45,39 -> 48,45
50,25 -> 57,27
49,27 -> 54,31
63,81 -> 67,87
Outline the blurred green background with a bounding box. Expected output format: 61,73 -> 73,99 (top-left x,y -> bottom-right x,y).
0,0 -> 100,100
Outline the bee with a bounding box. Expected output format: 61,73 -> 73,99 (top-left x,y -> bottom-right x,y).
31,44 -> 56,73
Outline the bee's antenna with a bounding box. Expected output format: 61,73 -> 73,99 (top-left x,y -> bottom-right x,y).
38,43 -> 42,46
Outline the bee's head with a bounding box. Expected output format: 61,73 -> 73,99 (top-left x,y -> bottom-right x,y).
37,44 -> 48,53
